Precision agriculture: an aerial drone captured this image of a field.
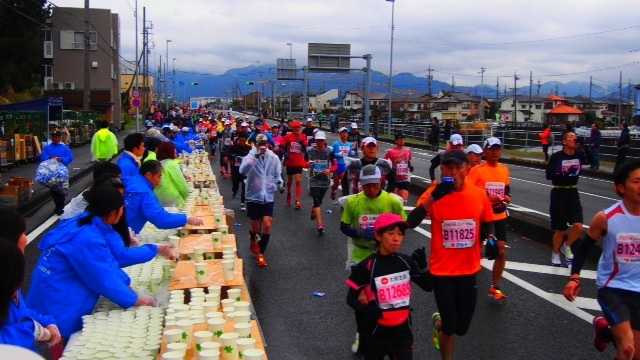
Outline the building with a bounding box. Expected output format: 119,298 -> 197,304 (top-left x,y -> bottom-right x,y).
308,89 -> 339,112
495,95 -> 546,123
43,7 -> 122,128
544,95 -> 583,124
120,74 -> 155,115
430,92 -> 480,122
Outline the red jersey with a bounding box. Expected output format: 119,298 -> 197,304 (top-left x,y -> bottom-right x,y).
281,132 -> 309,167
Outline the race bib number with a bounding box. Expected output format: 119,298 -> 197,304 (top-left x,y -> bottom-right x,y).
290,142 -> 302,154
234,156 -> 242,167
561,159 -> 581,176
485,182 -> 505,197
313,160 -> 328,172
396,163 -> 409,177
615,233 -> 640,263
358,214 -> 378,229
442,219 -> 476,248
339,146 -> 351,157
223,137 -> 232,146
375,271 -> 411,309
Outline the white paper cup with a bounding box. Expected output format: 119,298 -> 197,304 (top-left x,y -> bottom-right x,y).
227,288 -> 241,302
221,245 -> 234,253
207,286 -> 221,298
222,306 -> 235,320
221,260 -> 235,281
163,328 -> 183,344
205,311 -> 223,322
218,332 -> 240,360
170,304 -> 190,313
199,349 -> 220,360
174,312 -> 191,322
211,232 -> 223,250
175,320 -> 193,349
194,331 -> 214,351
199,341 -> 221,352
202,302 -> 219,316
220,299 -> 236,310
218,225 -> 229,237
207,318 -> 226,337
193,247 -> 206,262
236,337 -> 257,354
234,322 -> 252,338
195,262 -> 208,284
234,301 -> 250,312
168,236 -> 181,246
161,350 -> 186,360
233,310 -> 251,324
214,213 -> 224,225
166,342 -> 187,356
242,348 -> 265,360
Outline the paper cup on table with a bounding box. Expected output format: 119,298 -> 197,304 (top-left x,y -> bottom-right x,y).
220,298 -> 236,309
211,232 -> 223,250
194,331 -> 214,352
195,262 -> 208,285
199,349 -> 220,360
234,301 -> 250,312
218,225 -> 229,237
162,351 -> 185,360
236,337 -> 257,354
200,341 -> 220,352
242,348 -> 265,360
204,293 -> 220,304
179,229 -> 189,237
166,342 -> 187,356
170,304 -> 190,313
163,328 -> 183,344
221,245 -> 234,253
214,213 -> 224,225
221,260 -> 235,281
234,323 -> 252,338
218,332 -> 240,360
205,311 -> 223,322
174,312 -> 191,322
193,247 -> 206,263
207,285 -> 222,298
233,311 -> 251,324
222,306 -> 235,320
175,320 -> 193,349
207,318 -> 226,338
202,302 -> 219,316
227,288 -> 241,302
168,236 -> 181,246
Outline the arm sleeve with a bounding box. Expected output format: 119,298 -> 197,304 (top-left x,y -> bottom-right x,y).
545,153 -> 559,181
0,323 -> 36,348
111,133 -> 119,154
141,192 -> 188,230
39,146 -> 50,161
60,147 -> 74,166
571,234 -> 597,275
17,292 -> 56,328
346,265 -> 369,314
409,258 -> 432,292
407,205 -> 428,228
117,244 -> 158,268
64,229 -> 138,308
340,222 -> 359,239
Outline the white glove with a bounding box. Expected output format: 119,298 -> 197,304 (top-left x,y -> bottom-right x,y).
134,289 -> 158,307
158,244 -> 178,260
187,216 -> 204,226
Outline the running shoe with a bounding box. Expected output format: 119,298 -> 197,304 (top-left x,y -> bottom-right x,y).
317,224 -> 325,235
295,200 -> 302,210
489,285 -> 506,300
551,252 -> 562,267
561,243 -> 574,260
592,316 -> 609,352
331,190 -> 336,200
431,312 -> 441,351
250,234 -> 260,255
351,332 -> 359,354
286,192 -> 292,205
240,203 -> 246,211
256,253 -> 267,267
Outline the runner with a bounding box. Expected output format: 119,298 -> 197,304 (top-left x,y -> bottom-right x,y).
229,131 -> 252,212
384,132 -> 414,204
467,137 -> 511,300
346,214 -> 432,360
348,123 -> 362,157
429,117 -> 440,151
345,137 -> 392,195
429,134 -> 464,182
563,160 -> 640,359
546,131 -> 586,267
218,120 -> 235,179
331,127 -> 355,200
406,150 -> 495,360
302,118 -> 316,145
305,131 -> 336,235
239,134 -> 284,267
340,164 -> 406,353
464,144 -> 483,168
280,120 -> 309,209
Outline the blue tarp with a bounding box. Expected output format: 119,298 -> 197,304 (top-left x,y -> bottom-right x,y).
0,97 -> 63,122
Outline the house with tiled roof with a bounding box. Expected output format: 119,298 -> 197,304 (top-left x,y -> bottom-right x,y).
429,92 -> 480,122
495,95 -> 546,123
566,95 -> 608,119
544,95 -> 583,124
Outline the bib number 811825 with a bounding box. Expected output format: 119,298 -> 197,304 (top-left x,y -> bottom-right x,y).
442,219 -> 476,249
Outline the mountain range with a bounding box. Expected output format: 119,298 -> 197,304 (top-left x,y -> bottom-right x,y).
167,64 -> 636,101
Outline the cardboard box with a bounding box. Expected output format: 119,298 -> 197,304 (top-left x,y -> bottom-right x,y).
9,177 -> 33,203
0,186 -> 20,208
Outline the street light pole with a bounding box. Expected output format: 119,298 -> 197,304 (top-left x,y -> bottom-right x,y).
479,67 -> 485,120
165,39 -> 171,108
387,0 -> 395,130
172,58 -> 176,106
287,42 -> 292,60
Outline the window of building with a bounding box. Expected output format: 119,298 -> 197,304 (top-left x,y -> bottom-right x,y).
462,103 -> 470,109
61,31 -> 97,50
521,104 -> 527,109
535,104 -> 542,109
345,100 -> 351,106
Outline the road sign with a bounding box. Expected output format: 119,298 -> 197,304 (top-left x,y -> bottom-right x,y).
179,81 -> 184,87
132,89 -> 141,98
131,98 -> 141,108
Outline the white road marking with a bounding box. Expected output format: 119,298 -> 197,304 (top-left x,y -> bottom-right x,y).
503,260 -> 596,280
27,215 -> 59,244
511,176 -> 617,201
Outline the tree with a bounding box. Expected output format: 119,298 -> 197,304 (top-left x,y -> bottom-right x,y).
0,1 -> 50,93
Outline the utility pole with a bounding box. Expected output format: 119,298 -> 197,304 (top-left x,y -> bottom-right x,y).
478,67 -> 485,120
451,76 -> 455,92
513,71 -> 519,123
172,58 -> 176,105
536,79 -> 541,96
618,71 -> 623,126
628,80 -> 632,123
589,76 -> 593,117
134,0 -> 139,131
142,8 -> 147,116
427,65 -> 434,96
528,71 -> 532,122
158,56 -> 161,106
496,78 -> 499,100
83,0 -> 90,111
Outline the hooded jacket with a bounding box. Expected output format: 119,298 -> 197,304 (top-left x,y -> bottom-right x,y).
0,290 -> 56,350
39,143 -> 73,166
26,216 -> 138,338
154,159 -> 189,209
117,152 -> 140,180
90,128 -> 118,161
239,148 -> 282,204
124,174 -> 187,233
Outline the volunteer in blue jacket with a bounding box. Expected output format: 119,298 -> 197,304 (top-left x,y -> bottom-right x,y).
124,160 -> 203,234
117,132 -> 145,180
0,210 -> 61,353
27,187 -> 157,340
40,130 -> 73,215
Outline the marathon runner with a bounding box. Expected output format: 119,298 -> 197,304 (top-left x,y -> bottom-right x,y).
218,120 -> 235,179
384,132 -> 414,204
345,137 -> 392,195
305,131 -> 336,235
280,121 -> 309,209
331,127 -> 355,200
229,131 -> 252,212
348,123 -> 362,157
464,144 -> 483,168
429,134 -> 464,182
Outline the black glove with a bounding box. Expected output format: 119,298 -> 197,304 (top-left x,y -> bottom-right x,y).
277,181 -> 285,194
365,302 -> 383,321
355,228 -> 376,241
431,181 -> 455,201
412,247 -> 428,271
409,164 -> 414,172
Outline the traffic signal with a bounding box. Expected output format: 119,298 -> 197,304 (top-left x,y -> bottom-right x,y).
191,82 -> 199,86
246,81 -> 254,85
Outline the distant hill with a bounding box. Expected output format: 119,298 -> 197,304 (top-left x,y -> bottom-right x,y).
169,64 -> 633,101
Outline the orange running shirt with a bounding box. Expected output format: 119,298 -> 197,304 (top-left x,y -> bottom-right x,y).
417,184 -> 494,276
467,162 -> 510,221
280,132 -> 309,167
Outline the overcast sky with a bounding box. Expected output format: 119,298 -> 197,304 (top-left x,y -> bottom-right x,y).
52,0 -> 640,89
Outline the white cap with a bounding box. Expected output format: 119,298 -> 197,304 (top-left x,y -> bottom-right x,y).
306,118 -> 313,122
464,144 -> 483,154
240,122 -> 249,127
449,134 -> 463,145
338,127 -> 349,133
181,127 -> 190,132
313,128 -> 320,134
362,137 -> 377,146
314,131 -> 327,140
223,120 -> 230,125
484,137 -> 502,148
351,122 -> 358,128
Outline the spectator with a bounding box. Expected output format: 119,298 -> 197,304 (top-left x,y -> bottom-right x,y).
154,142 -> 189,209
539,124 -> 551,162
589,123 -> 602,170
39,130 -> 73,215
90,120 -> 118,162
614,123 -> 630,173
117,133 -> 145,180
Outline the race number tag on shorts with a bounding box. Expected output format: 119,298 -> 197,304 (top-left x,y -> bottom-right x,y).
358,214 -> 378,229
442,219 -> 476,248
375,270 -> 411,309
615,233 -> 640,263
561,159 -> 581,176
290,142 -> 302,154
396,163 -> 409,176
485,182 -> 505,197
340,146 -> 351,157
